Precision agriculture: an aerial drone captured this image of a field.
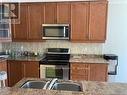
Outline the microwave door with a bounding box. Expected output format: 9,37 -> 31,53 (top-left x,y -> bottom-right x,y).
42,25 -> 69,40
44,27 -> 64,36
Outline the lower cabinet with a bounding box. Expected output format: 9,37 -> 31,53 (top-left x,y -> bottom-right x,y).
70,63 -> 108,82
7,60 -> 39,87
22,61 -> 39,78
7,60 -> 22,87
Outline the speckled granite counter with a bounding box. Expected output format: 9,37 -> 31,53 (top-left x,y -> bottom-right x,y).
1,53 -> 108,64
70,54 -> 109,64
1,78 -> 127,95
0,87 -> 87,95
0,58 -> 7,62
7,56 -> 43,61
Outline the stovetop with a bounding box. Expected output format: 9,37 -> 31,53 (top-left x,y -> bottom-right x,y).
46,48 -> 70,54
39,48 -> 70,65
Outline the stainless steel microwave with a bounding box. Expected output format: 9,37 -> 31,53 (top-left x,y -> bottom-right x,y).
42,24 -> 69,40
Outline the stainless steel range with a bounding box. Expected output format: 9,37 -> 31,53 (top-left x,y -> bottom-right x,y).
39,48 -> 70,80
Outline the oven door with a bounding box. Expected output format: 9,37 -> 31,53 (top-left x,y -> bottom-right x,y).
40,65 -> 69,80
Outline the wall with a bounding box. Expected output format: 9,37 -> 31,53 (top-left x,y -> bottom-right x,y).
103,0 -> 127,82
2,41 -> 103,54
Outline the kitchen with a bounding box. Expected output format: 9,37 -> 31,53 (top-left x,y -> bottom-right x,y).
0,0 -> 127,94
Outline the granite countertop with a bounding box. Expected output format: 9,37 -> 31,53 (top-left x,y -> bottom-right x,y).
0,51 -> 44,62
70,54 -> 109,64
1,53 -> 108,64
0,57 -> 7,62
7,56 -> 43,61
1,78 -> 127,95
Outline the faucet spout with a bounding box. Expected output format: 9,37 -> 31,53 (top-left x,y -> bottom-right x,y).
47,78 -> 58,90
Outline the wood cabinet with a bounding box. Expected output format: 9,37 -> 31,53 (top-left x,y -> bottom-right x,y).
44,3 -> 57,24
12,4 -> 43,42
7,60 -> 23,87
71,2 -> 89,41
70,63 -> 108,81
70,63 -> 90,80
0,60 -> 7,71
12,1 -> 107,42
44,2 -> 71,24
71,1 -> 108,42
90,64 -> 108,81
12,4 -> 28,41
57,3 -> 71,24
7,60 -> 39,87
27,4 -> 44,41
89,1 -> 107,41
22,61 -> 39,78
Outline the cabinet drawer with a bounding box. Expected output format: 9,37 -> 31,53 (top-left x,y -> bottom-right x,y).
71,69 -> 89,76
71,63 -> 90,69
71,75 -> 89,80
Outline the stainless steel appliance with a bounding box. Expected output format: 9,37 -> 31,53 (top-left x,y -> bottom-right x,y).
39,48 -> 70,80
104,54 -> 118,82
0,5 -> 11,41
0,24 -> 11,40
42,24 -> 69,40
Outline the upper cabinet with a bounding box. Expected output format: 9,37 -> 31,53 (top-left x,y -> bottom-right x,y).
89,1 -> 107,41
44,3 -> 57,24
71,2 -> 89,41
12,3 -> 44,42
44,2 -> 71,24
12,4 -> 28,41
71,1 -> 108,42
12,1 -> 107,42
57,3 -> 71,24
27,4 -> 44,41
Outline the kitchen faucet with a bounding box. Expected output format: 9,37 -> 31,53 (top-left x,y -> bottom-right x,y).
47,78 -> 58,90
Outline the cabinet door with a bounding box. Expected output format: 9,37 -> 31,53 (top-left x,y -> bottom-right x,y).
0,60 -> 7,71
22,61 -> 39,78
12,4 -> 28,41
90,64 -> 108,82
7,60 -> 23,87
44,3 -> 57,24
27,4 -> 44,41
70,63 -> 90,81
89,1 -> 107,42
71,2 -> 89,42
57,3 -> 71,24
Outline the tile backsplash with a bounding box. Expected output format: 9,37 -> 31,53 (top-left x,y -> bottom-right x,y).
2,40 -> 103,54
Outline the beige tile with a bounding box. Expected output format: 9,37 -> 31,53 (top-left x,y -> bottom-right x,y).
2,41 -> 103,54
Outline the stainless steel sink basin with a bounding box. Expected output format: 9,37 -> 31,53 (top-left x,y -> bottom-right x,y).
20,79 -> 82,92
51,82 -> 82,92
20,80 -> 48,89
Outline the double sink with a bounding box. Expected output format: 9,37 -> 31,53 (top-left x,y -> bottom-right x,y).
20,78 -> 82,92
